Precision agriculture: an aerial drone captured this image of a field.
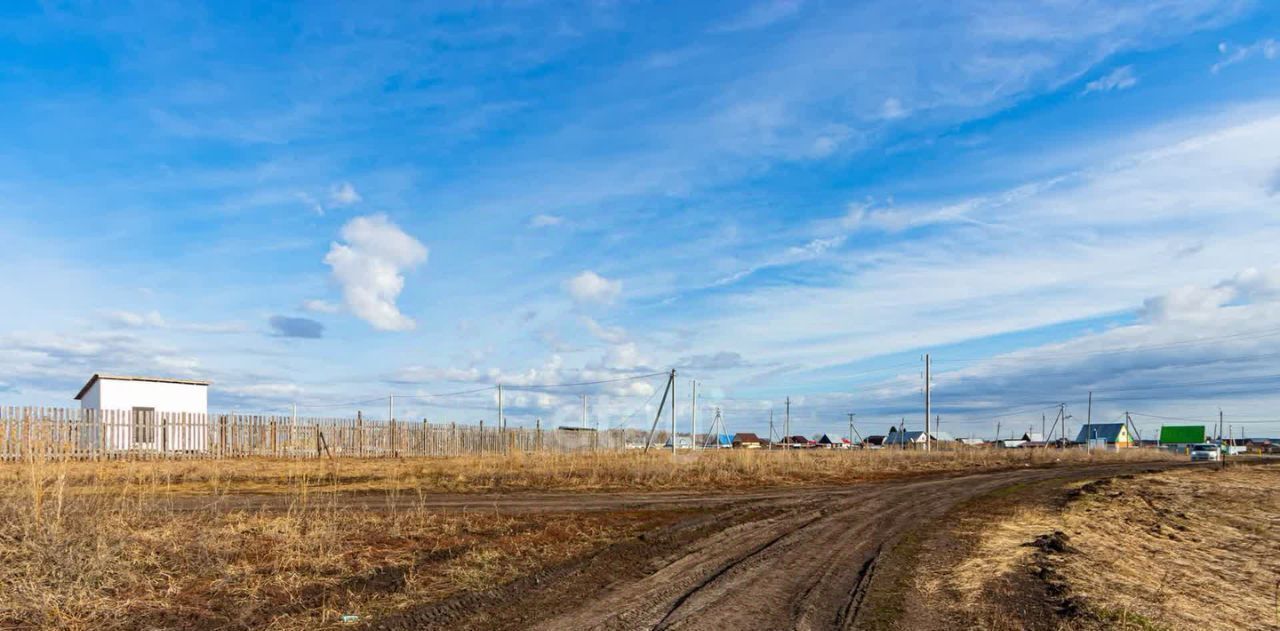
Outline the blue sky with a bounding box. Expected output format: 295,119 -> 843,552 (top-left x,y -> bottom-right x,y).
2,1 -> 1280,440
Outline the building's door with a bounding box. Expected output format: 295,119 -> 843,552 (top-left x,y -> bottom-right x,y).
132,407 -> 157,450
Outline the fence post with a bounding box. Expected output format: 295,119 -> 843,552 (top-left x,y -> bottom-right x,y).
357,411 -> 364,458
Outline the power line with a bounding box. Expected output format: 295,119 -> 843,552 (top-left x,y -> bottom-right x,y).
1128,411 -> 1280,425
293,396 -> 392,410
506,372 -> 668,389
932,373 -> 1280,398
393,385 -> 497,399
932,326 -> 1280,365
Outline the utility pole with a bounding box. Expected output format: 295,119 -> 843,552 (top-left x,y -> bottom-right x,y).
642,370 -> 674,453
692,380 -> 699,450
996,420 -> 1001,444
1041,413 -> 1046,448
769,409 -> 774,450
923,353 -> 931,452
847,412 -> 856,447
1218,422 -> 1228,468
785,397 -> 791,447
1059,403 -> 1067,444
1218,409 -> 1223,442
671,370 -> 677,454
1086,391 -> 1092,453
581,394 -> 587,429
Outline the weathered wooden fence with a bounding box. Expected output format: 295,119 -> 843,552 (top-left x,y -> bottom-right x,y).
0,406 -> 648,461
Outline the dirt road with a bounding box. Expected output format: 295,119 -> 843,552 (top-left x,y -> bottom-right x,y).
368,460 -> 1187,631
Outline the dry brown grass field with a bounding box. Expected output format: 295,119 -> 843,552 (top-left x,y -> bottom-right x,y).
904,461 -> 1280,631
0,448 -> 1178,630
0,446 -> 1177,496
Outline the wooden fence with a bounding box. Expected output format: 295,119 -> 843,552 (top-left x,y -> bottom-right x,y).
0,406 -> 653,461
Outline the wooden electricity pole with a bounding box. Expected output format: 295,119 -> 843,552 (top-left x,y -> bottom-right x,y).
768,409 -> 774,450
1086,391 -> 1092,453
784,397 -> 791,447
670,371 -> 677,454
923,353 -> 931,452
643,370 -> 675,453
690,380 -> 697,451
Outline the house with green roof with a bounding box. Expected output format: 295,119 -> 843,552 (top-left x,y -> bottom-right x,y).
1159,425 -> 1206,453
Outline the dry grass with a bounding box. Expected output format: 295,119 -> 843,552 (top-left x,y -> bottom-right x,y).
0,447 -> 1178,498
0,456 -> 679,630
1058,464 -> 1280,630
916,463 -> 1280,631
0,448 -> 1177,630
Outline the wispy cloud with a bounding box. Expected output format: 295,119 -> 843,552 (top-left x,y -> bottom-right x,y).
1212,38 -> 1278,73
879,97 -> 908,120
101,310 -> 248,334
1083,65 -> 1138,94
328,182 -> 362,207
302,299 -> 340,314
711,0 -> 804,33
528,213 -> 564,228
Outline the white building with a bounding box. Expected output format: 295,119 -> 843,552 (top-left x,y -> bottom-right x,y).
75,374 -> 210,451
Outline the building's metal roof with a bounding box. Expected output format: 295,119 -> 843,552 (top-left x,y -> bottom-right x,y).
1075,423 -> 1127,443
1158,425 -> 1205,444
74,373 -> 211,401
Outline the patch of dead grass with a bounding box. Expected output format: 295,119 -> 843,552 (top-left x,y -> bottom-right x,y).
0,461 -> 681,630
0,448 -> 1178,498
0,449 -> 1179,629
1059,464 -> 1280,630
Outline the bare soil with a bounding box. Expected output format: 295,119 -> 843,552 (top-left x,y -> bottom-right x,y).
362,460 -> 1189,630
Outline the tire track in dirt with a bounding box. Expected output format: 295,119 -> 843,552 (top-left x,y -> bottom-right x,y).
369,461 -> 1183,631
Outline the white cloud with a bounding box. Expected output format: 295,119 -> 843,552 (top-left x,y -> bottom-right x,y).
99,310 -> 247,334
296,192 -> 324,215
879,97 -> 908,120
1083,65 -> 1137,94
601,342 -> 649,370
582,317 -> 628,344
103,309 -> 166,328
564,270 -> 621,305
528,213 -> 564,228
1212,38 -> 1279,73
1138,283 -> 1236,322
302,299 -> 340,314
328,182 -> 362,207
391,365 -> 484,384
693,109 -> 1280,378
323,214 -> 428,331
712,0 -> 803,33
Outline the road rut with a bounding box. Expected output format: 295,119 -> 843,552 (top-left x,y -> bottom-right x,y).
370,461 -> 1183,631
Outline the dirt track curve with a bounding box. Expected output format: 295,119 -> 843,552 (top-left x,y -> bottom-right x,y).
368,460 -> 1187,631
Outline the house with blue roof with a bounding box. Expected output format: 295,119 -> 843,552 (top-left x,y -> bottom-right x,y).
1074,423 -> 1133,448
884,427 -> 953,448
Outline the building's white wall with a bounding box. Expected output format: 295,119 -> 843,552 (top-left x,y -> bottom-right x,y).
78,381 -> 101,410
80,380 -> 209,452
95,380 -> 207,414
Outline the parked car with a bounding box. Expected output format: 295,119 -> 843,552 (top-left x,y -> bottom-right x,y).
1190,444 -> 1220,461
